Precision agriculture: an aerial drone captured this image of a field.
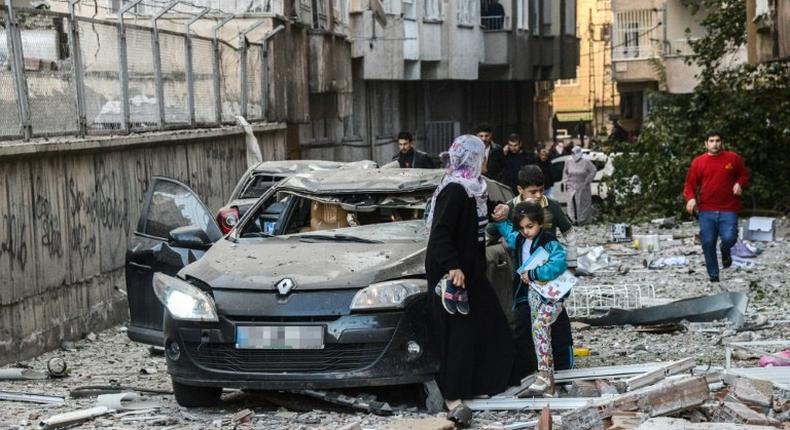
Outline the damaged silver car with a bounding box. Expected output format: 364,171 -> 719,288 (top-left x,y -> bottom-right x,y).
125,168 -> 515,407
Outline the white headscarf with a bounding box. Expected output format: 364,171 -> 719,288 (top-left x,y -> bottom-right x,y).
572,145 -> 583,161
426,135 -> 488,229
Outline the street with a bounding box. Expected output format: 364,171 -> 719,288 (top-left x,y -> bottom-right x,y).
2,221 -> 787,429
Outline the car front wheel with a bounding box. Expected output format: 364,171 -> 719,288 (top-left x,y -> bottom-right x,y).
172,379 -> 222,407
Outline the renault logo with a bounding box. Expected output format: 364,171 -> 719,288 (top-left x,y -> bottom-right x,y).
275,278 -> 295,295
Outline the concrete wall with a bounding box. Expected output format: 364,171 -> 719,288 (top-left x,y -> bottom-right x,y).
0,124 -> 287,365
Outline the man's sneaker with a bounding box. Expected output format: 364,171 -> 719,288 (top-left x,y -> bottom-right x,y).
439,278 -> 457,315
709,276 -> 720,283
455,289 -> 470,315
722,252 -> 732,269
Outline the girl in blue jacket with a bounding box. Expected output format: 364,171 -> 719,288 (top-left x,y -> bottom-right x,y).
495,201 -> 567,396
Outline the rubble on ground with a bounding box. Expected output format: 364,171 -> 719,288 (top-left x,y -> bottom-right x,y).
0,220 -> 787,428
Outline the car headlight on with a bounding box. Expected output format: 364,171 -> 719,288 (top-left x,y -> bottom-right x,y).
153,273 -> 219,322
350,279 -> 427,311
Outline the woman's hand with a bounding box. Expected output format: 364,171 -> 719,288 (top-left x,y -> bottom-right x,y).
492,204 -> 509,221
520,271 -> 531,284
448,269 -> 466,288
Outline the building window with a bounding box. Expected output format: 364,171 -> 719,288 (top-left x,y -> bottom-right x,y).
620,91 -> 643,120
558,66 -> 580,86
458,0 -> 477,26
613,9 -> 660,60
425,0 -> 441,20
516,0 -> 529,30
530,0 -> 539,34
564,0 -> 576,35
541,0 -> 552,34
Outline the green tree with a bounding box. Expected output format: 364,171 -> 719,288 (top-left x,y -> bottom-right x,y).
606,0 -> 790,221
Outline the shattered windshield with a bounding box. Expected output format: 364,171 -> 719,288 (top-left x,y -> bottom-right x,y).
238,190 -> 431,239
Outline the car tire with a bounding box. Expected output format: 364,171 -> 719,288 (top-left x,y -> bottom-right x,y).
172,379 -> 222,407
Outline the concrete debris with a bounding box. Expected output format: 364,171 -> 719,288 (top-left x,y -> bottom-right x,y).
624,357 -> 696,391
298,389 -> 394,415
711,401 -> 781,426
609,411 -> 647,429
732,377 -> 774,409
636,417 -> 779,429
561,376 -> 710,430
380,417 -> 455,430
223,408 -> 254,427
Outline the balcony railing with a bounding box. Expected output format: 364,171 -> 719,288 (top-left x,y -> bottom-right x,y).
481,15 -> 511,31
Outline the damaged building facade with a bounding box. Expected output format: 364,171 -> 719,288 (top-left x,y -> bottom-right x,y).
315,0 -> 581,161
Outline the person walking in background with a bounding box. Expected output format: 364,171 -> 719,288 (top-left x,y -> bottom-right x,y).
501,134 -> 536,192
393,131 -> 436,168
535,145 -> 555,198
564,146 -> 597,225
683,131 -> 749,283
425,135 -> 520,427
475,123 -> 506,182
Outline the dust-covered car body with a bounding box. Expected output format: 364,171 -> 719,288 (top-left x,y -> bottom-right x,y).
215,159 -> 377,234
126,168 -> 515,406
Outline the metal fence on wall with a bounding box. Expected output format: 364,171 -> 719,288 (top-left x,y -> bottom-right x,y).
0,2 -> 272,141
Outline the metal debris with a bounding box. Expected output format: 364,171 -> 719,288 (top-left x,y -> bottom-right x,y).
0,390 -> 65,405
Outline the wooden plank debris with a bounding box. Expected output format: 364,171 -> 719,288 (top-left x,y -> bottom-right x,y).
562,376 -> 710,430
625,357 -> 696,391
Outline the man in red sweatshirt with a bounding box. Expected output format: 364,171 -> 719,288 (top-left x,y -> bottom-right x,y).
683,131 -> 749,282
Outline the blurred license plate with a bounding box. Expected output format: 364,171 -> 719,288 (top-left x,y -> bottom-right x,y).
236,326 -> 324,350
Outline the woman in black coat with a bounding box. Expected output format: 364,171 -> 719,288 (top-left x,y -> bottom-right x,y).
425,135 -> 522,427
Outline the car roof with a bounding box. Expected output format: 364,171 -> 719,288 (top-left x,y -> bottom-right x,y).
251,160 -> 377,175
277,168 -> 446,194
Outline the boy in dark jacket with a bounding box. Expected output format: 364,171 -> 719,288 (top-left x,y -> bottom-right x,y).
494,202 -> 567,395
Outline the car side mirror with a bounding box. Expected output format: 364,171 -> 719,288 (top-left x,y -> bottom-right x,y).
169,225 -> 213,250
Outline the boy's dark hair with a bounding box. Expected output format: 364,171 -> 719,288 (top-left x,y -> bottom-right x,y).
512,201 -> 544,227
705,130 -> 724,141
517,165 -> 545,188
397,131 -> 413,141
507,133 -> 521,143
474,123 -> 493,134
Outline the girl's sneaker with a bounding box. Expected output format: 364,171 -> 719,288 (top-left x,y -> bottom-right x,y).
439,278 -> 457,315
455,289 -> 470,315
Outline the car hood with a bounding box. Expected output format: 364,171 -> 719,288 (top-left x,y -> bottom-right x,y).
180,220 -> 428,291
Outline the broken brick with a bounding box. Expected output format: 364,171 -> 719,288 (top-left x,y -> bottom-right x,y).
711,401 -> 781,426
733,377 -> 774,409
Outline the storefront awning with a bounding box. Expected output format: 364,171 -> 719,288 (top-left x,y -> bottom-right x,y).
555,111 -> 593,122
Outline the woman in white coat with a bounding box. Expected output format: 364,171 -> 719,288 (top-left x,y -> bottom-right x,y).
563,146 -> 597,225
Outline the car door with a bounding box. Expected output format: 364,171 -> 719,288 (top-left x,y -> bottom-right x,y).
126,177 -> 222,345
483,179 -> 517,326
